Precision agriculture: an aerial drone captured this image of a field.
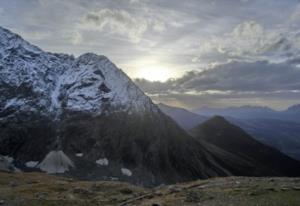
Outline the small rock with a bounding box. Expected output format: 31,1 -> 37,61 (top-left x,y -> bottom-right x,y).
73,187 -> 93,195
0,200 -> 5,205
280,187 -> 289,191
26,180 -> 39,184
146,194 -> 154,199
154,191 -> 163,196
36,192 -> 48,199
266,187 -> 276,191
248,190 -> 266,196
185,190 -> 202,202
108,197 -> 119,201
66,194 -> 75,200
90,183 -> 101,191
168,186 -> 182,193
119,188 -> 133,194
292,186 -> 300,190
9,181 -> 18,187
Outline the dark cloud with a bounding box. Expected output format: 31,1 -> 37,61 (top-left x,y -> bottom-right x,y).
135,60 -> 300,108
136,61 -> 300,93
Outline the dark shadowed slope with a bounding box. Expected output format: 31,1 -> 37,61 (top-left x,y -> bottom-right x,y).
191,116 -> 300,177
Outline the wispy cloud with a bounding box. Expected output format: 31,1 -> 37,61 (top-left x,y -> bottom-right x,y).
193,20 -> 300,65
80,9 -> 148,43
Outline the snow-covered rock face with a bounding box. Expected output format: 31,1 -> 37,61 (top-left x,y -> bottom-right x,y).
38,150 -> 74,174
0,27 -> 157,120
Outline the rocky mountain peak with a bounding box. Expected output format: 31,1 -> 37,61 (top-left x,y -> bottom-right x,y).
76,52 -> 108,65
0,27 -> 41,55
0,27 -> 157,120
287,104 -> 300,112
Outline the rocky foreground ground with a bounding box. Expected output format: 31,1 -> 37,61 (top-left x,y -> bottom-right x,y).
0,172 -> 299,206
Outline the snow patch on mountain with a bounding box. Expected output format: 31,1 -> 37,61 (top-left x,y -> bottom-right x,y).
121,168 -> 132,176
25,161 -> 39,168
75,153 -> 83,157
50,74 -> 64,113
38,151 -> 74,174
4,98 -> 25,109
96,158 -> 109,166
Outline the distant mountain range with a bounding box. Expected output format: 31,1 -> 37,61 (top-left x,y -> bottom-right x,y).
158,103 -> 300,161
192,105 -> 300,123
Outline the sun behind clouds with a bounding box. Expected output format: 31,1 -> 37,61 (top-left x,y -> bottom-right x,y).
137,65 -> 172,82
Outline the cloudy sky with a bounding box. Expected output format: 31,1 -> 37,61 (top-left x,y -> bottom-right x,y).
1,0 -> 300,109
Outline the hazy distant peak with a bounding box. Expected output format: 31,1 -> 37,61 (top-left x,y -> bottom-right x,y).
286,104 -> 300,112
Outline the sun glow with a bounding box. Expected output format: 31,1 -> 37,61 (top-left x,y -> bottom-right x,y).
137,66 -> 172,82
123,57 -> 184,82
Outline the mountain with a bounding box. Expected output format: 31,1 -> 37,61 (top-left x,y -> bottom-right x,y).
228,118 -> 300,161
193,105 -> 300,123
286,104 -> 300,112
191,116 -> 300,176
158,103 -> 207,130
157,103 -> 300,161
0,26 -> 243,186
193,106 -> 277,119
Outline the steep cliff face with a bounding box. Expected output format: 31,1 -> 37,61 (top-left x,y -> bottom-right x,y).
0,27 -> 232,186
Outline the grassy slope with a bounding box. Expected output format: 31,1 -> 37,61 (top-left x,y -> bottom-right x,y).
0,172 -> 299,206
